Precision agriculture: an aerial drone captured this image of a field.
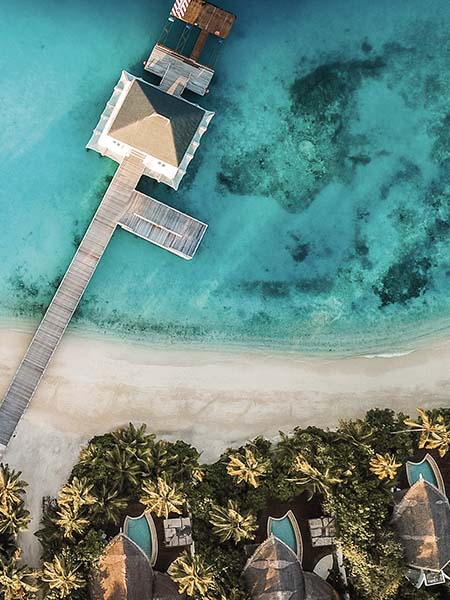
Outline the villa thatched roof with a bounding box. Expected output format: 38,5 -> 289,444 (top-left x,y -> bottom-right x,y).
304,573 -> 339,600
153,572 -> 185,599
109,79 -> 205,167
243,536 -> 339,600
90,533 -> 154,600
392,479 -> 450,571
243,536 -> 306,599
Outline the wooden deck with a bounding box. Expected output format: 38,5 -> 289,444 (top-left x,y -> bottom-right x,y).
119,191 -> 207,259
145,44 -> 214,96
173,0 -> 236,39
0,151 -> 145,450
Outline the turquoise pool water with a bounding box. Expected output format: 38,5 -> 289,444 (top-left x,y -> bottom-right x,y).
269,515 -> 298,554
407,460 -> 439,487
126,515 -> 152,559
3,1 -> 450,354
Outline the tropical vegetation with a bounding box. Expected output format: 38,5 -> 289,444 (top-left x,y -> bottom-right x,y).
140,475 -> 186,518
209,500 -> 257,544
0,464 -> 38,600
4,406 -> 450,599
168,551 -> 218,598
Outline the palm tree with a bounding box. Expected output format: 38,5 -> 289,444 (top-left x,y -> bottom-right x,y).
168,551 -> 217,598
35,509 -> 67,559
209,500 -> 257,544
0,502 -> 30,536
274,431 -> 299,465
338,418 -> 375,447
112,423 -> 155,468
112,422 -> 149,443
192,467 -> 205,482
90,483 -> 129,526
0,553 -> 39,600
112,423 -> 154,447
58,477 -> 95,512
54,506 -> 89,541
140,476 -> 185,518
151,439 -> 175,473
369,453 -> 402,481
104,446 -> 142,489
41,556 -> 85,598
288,453 -> 342,500
0,465 -> 28,510
151,440 -> 202,481
78,442 -> 101,468
226,447 -> 270,488
404,408 -> 450,457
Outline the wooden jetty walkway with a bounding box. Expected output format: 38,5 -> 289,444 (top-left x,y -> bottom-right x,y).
119,191 -> 207,260
0,0 -> 235,454
0,149 -> 209,450
0,152 -> 145,450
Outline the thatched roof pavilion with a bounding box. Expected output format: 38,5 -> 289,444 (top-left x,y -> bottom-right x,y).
87,71 -> 213,190
304,573 -> 339,600
392,479 -> 450,572
90,533 -> 184,600
154,572 -> 185,599
90,534 -> 154,600
243,536 -> 337,600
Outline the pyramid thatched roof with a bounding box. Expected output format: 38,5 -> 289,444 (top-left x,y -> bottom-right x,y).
90,533 -> 154,600
304,573 -> 339,600
110,79 -> 205,167
392,479 -> 450,571
153,572 -> 185,599
243,536 -> 306,599
243,536 -> 338,600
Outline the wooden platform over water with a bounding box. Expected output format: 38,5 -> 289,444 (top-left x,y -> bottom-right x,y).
0,149 -> 209,450
0,152 -> 145,449
119,190 -> 207,259
145,44 -> 214,96
172,0 -> 236,39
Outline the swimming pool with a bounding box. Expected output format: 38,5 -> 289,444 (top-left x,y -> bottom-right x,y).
406,455 -> 445,494
124,513 -> 157,564
267,511 -> 302,557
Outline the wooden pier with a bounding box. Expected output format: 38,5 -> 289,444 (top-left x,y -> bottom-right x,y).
0,0 -> 234,453
0,149 -> 209,450
0,152 -> 145,449
119,191 -> 207,259
146,0 -> 235,96
146,44 -> 214,96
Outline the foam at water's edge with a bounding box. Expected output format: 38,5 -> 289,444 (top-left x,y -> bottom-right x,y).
363,351 -> 415,359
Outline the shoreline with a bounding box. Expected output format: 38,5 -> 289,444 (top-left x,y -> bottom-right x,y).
3,311 -> 450,360
2,320 -> 450,564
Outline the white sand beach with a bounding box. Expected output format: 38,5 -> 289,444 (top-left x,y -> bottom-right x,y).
1,322 -> 450,564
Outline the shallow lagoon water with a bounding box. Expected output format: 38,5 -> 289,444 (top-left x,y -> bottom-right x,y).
2,0 -> 450,354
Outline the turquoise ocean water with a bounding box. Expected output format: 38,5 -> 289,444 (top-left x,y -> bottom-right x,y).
2,0 -> 450,354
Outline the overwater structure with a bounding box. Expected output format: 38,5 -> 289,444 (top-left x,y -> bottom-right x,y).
0,0 -> 235,453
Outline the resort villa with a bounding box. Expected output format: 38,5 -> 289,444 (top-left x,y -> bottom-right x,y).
0,0 -> 235,456
86,73 -> 213,191
243,536 -> 339,600
91,533 -> 183,600
89,503 -> 340,600
393,451 -> 450,588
